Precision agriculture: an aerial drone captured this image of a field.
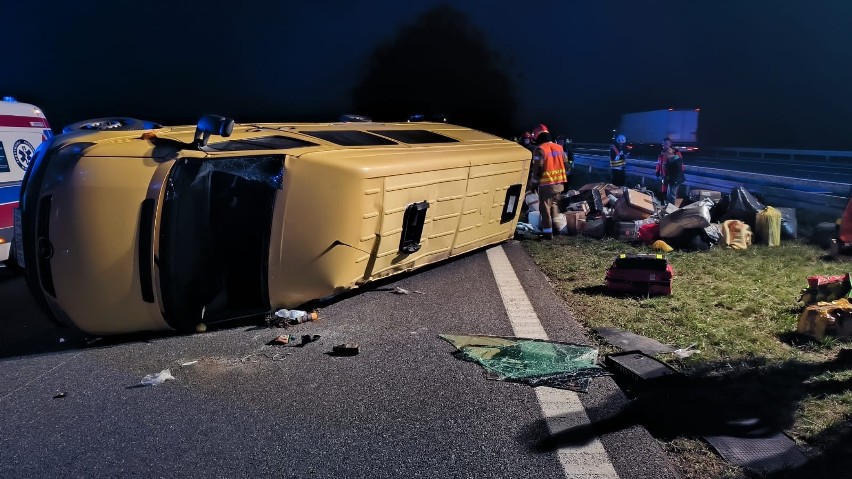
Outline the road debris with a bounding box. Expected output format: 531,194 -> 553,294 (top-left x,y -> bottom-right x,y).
241,352 -> 290,362
705,424 -> 807,474
300,334 -> 321,346
53,392 -> 66,399
594,327 -> 676,355
672,343 -> 700,359
392,286 -> 425,295
439,334 -> 608,392
331,343 -> 360,356
269,334 -> 296,345
269,309 -> 319,327
140,369 -> 175,386
180,360 -> 199,367
604,351 -> 682,394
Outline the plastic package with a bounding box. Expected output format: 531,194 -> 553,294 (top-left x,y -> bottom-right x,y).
553,213 -> 568,234
703,224 -> 722,244
141,369 -> 175,386
756,207 -> 782,246
723,187 -> 765,227
527,211 -> 541,229
524,192 -> 539,216
659,199 -> 713,238
274,309 -> 318,324
777,207 -> 798,239
721,220 -> 753,250
638,223 -> 660,245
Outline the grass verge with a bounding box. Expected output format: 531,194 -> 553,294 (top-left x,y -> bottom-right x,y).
523,236 -> 852,478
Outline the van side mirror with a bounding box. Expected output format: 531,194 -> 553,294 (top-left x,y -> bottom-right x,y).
194,114 -> 234,148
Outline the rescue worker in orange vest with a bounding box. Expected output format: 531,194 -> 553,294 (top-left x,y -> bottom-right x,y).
610,134 -> 629,186
529,124 -> 567,240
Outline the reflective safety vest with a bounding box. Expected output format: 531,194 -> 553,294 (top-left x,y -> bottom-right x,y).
610,143 -> 626,168
535,142 -> 568,186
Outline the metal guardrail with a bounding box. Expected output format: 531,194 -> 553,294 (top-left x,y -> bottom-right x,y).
572,152 -> 851,220
700,147 -> 852,162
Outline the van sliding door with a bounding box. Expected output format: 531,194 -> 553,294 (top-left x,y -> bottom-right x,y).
157,155 -> 283,329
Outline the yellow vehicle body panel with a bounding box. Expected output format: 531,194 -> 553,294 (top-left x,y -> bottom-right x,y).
27,121 -> 530,334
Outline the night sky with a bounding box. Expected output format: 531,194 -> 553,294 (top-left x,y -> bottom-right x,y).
3,1 -> 851,149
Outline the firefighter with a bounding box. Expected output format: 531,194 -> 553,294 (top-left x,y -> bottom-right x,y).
529,124 -> 567,240
656,137 -> 685,205
610,134 -> 629,186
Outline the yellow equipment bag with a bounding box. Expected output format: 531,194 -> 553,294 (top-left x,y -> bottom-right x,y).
756,206 -> 782,246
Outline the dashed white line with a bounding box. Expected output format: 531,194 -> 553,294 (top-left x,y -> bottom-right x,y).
486,246 -> 619,479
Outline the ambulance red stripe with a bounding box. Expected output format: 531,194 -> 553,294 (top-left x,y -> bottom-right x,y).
0,115 -> 49,129
0,202 -> 16,229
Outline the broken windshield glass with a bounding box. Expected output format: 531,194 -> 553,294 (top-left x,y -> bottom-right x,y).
439,334 -> 609,392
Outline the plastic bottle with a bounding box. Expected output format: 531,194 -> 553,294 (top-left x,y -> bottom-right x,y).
287,309 -> 319,325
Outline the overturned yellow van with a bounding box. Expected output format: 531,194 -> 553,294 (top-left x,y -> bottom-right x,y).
18,115 -> 530,335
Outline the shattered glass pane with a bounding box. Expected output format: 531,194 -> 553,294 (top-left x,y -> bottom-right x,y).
195,155 -> 285,190
440,334 -> 609,393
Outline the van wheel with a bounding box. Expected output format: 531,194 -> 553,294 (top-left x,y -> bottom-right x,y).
62,117 -> 162,134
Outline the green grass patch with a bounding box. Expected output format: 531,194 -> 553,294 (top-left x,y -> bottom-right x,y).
523,236 -> 852,477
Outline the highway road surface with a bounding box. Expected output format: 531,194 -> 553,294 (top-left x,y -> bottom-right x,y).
0,242 -> 680,479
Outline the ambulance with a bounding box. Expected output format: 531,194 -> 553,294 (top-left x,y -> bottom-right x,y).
0,97 -> 51,265
18,115 -> 530,335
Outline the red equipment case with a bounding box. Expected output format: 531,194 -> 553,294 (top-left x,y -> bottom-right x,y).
605,253 -> 673,296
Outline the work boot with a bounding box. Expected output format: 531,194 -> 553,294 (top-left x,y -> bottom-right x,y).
542,232 -> 553,240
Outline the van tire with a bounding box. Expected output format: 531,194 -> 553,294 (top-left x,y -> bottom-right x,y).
62,117 -> 161,134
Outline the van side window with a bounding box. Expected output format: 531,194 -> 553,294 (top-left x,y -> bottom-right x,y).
205,135 -> 317,152
300,131 -> 397,146
368,130 -> 458,144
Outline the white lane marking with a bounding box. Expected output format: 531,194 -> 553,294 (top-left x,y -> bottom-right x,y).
486,246 -> 619,479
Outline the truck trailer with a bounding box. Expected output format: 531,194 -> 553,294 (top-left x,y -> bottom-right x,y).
618,109 -> 699,154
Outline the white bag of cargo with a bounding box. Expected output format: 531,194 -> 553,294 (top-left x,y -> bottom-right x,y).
660,199 -> 713,238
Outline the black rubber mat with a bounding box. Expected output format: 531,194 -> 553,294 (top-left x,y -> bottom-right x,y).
594,327 -> 675,355
705,426 -> 808,474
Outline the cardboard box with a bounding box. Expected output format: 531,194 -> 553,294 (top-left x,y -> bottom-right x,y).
578,182 -> 607,192
624,189 -> 655,214
565,211 -> 587,234
614,198 -> 653,221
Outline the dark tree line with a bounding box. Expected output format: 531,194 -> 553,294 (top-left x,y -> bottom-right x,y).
352,4 -> 518,137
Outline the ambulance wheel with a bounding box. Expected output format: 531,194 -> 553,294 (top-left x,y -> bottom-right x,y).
62,117 -> 162,134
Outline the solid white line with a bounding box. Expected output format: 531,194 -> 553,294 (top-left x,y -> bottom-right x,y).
486,246 -> 619,479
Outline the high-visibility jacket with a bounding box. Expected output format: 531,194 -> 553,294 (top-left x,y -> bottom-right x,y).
656,149 -> 685,185
610,142 -> 627,168
533,142 -> 568,186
